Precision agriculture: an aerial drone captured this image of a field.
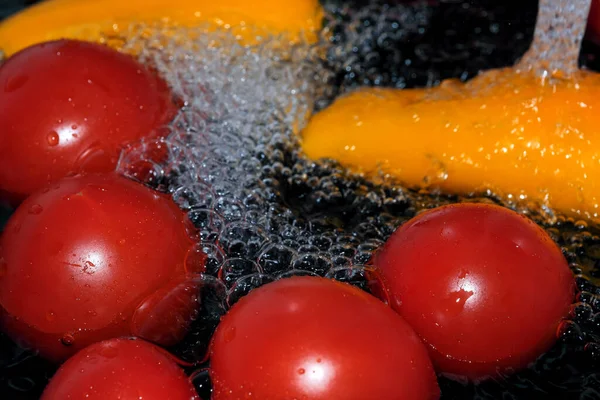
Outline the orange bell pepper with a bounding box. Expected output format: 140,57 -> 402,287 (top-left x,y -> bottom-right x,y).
302,69 -> 600,221
0,0 -> 324,56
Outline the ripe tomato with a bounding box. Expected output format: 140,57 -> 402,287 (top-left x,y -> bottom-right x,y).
41,338 -> 200,400
0,174 -> 202,362
210,276 -> 440,400
373,203 -> 575,380
0,39 -> 177,206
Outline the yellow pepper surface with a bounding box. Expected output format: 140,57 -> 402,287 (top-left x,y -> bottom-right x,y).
0,0 -> 324,56
303,69 -> 600,221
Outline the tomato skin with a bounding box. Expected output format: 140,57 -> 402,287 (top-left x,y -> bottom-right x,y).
41,338 -> 200,400
0,39 -> 177,206
210,276 -> 440,400
0,174 -> 199,362
373,203 -> 575,380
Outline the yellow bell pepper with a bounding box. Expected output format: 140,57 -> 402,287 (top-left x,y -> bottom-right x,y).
0,0 -> 324,56
302,69 -> 600,221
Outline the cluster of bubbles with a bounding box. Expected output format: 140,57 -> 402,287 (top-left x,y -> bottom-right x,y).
112,21 -> 394,368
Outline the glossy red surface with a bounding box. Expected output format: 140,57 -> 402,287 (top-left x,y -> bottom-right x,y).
0,174 -> 199,362
0,39 -> 177,206
373,203 -> 575,380
41,338 -> 200,400
210,276 -> 440,400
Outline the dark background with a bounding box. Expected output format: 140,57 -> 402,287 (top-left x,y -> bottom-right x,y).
0,0 -> 39,20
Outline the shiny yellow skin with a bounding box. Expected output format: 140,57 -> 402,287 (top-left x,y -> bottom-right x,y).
0,0 -> 324,55
303,69 -> 600,220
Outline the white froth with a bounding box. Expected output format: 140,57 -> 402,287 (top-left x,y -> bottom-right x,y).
112,24 -> 355,302
119,24 -> 322,209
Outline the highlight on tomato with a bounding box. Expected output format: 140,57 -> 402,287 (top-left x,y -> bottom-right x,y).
210,275 -> 441,400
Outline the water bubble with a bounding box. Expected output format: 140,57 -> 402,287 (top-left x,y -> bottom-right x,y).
60,333 -> 75,346
220,222 -> 269,259
46,131 -> 59,147
227,274 -> 274,307
257,244 -> 297,275
557,320 -> 585,344
276,269 -> 319,280
291,253 -> 332,276
7,377 -> 35,392
28,204 -> 43,215
220,258 -> 262,287
45,311 -> 56,322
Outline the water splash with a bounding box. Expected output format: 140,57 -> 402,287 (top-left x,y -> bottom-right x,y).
517,0 -> 592,77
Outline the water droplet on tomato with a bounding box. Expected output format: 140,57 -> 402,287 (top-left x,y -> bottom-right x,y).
46,131 -> 60,147
298,368 -> 306,375
28,204 -> 43,215
61,333 -> 75,346
223,327 -> 236,343
46,311 -> 56,322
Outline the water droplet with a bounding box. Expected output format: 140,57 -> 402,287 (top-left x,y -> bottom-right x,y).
61,333 -> 75,346
46,311 -> 56,322
297,368 -> 306,375
224,327 -> 236,343
28,204 -> 43,215
46,131 -> 59,147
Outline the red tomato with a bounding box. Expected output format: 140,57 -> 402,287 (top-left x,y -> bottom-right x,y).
372,203 -> 575,380
210,276 -> 440,400
0,39 -> 177,206
41,338 -> 200,400
0,174 -> 202,362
